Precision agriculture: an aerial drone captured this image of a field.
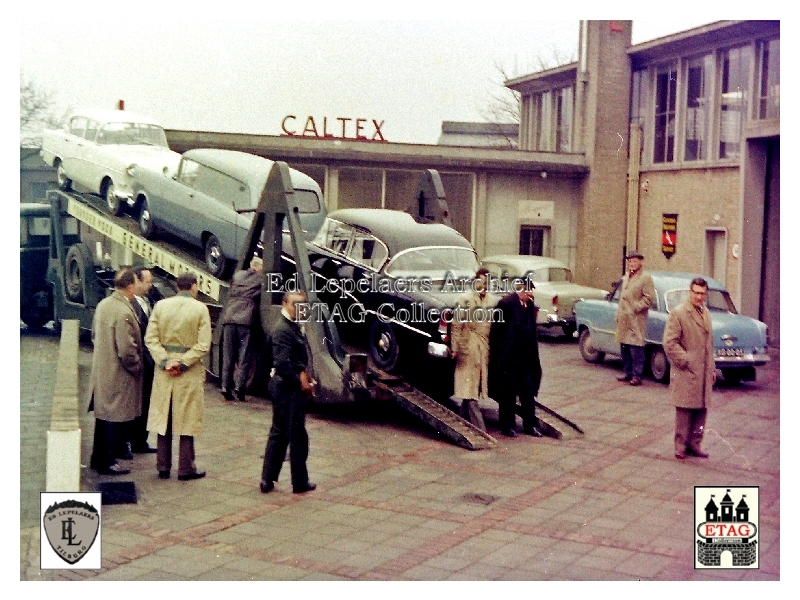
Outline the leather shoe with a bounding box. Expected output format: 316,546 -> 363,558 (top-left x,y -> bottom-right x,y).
293,482 -> 317,494
617,374 -> 632,382
260,480 -> 274,493
235,389 -> 246,402
629,377 -> 642,386
132,444 -> 158,454
675,451 -> 687,460
97,464 -> 131,475
158,471 -> 170,479
687,448 -> 709,458
501,429 -> 518,438
177,470 -> 206,481
221,388 -> 234,401
523,426 -> 543,438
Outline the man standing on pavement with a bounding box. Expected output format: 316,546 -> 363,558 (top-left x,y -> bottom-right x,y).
615,249 -> 655,386
663,277 -> 716,460
260,290 -> 317,494
488,276 -> 543,438
219,256 -> 264,402
451,268 -> 497,429
128,266 -> 161,453
145,272 -> 212,481
88,267 -> 143,475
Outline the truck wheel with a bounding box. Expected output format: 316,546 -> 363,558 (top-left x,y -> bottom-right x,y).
55,160 -> 72,191
369,319 -> 400,372
648,346 -> 670,383
204,234 -> 228,279
138,197 -> 157,238
65,243 -> 93,303
104,179 -> 124,216
578,328 -> 605,364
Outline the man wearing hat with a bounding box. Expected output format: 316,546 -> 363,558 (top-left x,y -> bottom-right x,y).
615,250 -> 655,386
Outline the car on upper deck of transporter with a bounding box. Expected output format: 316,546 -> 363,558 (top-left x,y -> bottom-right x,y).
130,149 -> 326,279
40,109 -> 181,217
574,271 -> 770,384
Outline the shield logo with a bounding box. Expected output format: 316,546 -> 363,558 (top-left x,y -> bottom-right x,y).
42,499 -> 100,565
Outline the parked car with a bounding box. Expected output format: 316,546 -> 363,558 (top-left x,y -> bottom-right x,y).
296,208 -> 481,373
131,149 -> 326,279
575,271 -> 770,384
480,255 -> 608,337
40,109 -> 181,217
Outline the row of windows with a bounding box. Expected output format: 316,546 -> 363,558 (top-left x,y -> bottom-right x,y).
632,37 -> 779,165
519,86 -> 574,152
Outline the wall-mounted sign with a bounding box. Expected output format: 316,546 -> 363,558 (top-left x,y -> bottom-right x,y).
281,116 -> 387,142
662,213 -> 678,259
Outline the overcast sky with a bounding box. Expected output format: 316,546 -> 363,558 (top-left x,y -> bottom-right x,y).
18,3 -> 722,145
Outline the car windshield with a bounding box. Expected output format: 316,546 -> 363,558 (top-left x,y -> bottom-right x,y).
384,247 -> 479,280
665,288 -> 738,313
96,122 -> 169,147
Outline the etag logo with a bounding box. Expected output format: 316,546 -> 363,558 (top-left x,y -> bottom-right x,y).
694,487 -> 759,569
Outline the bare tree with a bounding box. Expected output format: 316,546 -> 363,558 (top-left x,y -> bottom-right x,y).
20,73 -> 67,151
479,46 -> 577,147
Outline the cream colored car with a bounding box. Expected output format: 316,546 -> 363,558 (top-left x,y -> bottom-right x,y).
481,255 -> 609,337
40,109 -> 181,216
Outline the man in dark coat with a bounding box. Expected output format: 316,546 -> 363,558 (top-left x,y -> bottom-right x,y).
128,266 -> 162,453
260,290 -> 317,494
88,267 -> 144,475
488,277 -> 543,438
219,256 -> 263,401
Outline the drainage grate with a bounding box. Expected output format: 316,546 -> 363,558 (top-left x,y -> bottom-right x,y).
97,481 -> 137,505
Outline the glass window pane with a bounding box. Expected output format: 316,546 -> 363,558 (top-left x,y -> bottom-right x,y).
653,65 -> 677,163
719,46 -> 752,159
759,39 -> 780,120
684,55 -> 713,161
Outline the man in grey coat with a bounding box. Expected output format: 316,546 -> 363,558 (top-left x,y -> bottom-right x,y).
219,256 -> 263,401
615,249 -> 655,386
89,267 -> 144,475
663,277 -> 716,460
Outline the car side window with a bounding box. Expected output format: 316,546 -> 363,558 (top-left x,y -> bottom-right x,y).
347,232 -> 388,270
177,159 -> 201,188
84,120 -> 99,142
313,220 -> 354,255
69,117 -> 88,138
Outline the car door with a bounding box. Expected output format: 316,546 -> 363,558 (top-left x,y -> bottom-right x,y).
590,279 -> 622,355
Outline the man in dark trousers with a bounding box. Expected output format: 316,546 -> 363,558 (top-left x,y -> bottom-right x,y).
128,265 -> 162,453
219,256 -> 263,401
615,249 -> 655,386
88,267 -> 143,475
488,277 -> 543,438
260,290 -> 316,494
663,277 -> 716,460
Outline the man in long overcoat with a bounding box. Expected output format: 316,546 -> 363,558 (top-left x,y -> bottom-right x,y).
663,277 -> 716,460
488,277 -> 543,438
145,272 -> 212,480
451,268 -> 497,427
89,267 -> 143,475
260,290 -> 316,494
615,249 -> 655,386
219,256 -> 263,401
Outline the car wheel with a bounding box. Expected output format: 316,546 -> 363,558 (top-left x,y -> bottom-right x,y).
64,243 -> 93,303
648,346 -> 670,383
369,319 -> 400,372
104,179 -> 124,216
578,328 -> 605,364
138,197 -> 156,239
55,159 -> 72,191
204,234 -> 228,279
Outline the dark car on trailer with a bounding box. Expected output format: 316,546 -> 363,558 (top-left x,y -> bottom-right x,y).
294,208 -> 481,374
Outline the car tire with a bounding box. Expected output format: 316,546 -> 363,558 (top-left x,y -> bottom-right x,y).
369,319 -> 401,372
204,234 -> 229,279
138,197 -> 157,239
648,346 -> 670,383
55,159 -> 72,191
104,179 -> 124,216
578,328 -> 605,364
65,243 -> 93,303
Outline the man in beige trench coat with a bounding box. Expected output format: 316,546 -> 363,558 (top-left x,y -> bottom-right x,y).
145,272 -> 212,480
450,268 -> 497,429
89,267 -> 143,475
615,249 -> 655,386
663,277 -> 716,460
